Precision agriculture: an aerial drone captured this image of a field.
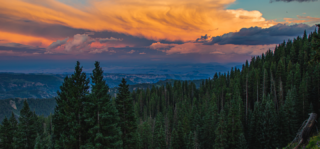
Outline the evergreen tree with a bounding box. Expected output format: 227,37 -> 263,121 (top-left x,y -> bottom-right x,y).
227,96 -> 243,149
8,112 -> 17,149
238,133 -> 247,149
14,100 -> 38,149
200,93 -> 217,149
281,88 -> 298,145
83,61 -> 121,148
259,98 -> 277,149
214,109 -> 228,149
185,131 -> 194,149
53,61 -> 90,149
170,128 -> 179,149
155,126 -> 166,149
34,115 -> 53,149
139,120 -> 152,149
0,117 -> 10,149
115,78 -> 137,149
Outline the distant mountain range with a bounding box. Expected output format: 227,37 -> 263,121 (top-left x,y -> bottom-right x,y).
0,73 -> 208,100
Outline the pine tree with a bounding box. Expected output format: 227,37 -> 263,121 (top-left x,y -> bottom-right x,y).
238,133 -> 247,149
248,101 -> 262,149
139,120 -> 152,149
176,121 -> 186,149
258,98 -> 277,149
290,45 -> 297,63
0,117 -> 10,149
185,131 -> 194,149
155,126 -> 166,149
14,100 -> 38,149
281,88 -> 298,145
36,115 -> 53,149
83,61 -> 121,149
34,134 -> 43,149
170,128 -> 179,149
294,63 -> 301,88
214,109 -> 228,149
200,93 -> 218,149
227,96 -> 244,149
53,61 -> 90,149
8,112 -> 17,149
115,78 -> 137,149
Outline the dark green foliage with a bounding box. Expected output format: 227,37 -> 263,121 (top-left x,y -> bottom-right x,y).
227,96 -> 244,148
238,133 -> 247,149
155,126 -> 166,149
8,112 -> 17,149
214,109 -> 228,149
170,128 -> 180,149
0,117 -> 10,149
14,100 -> 38,149
83,61 -> 121,149
138,120 -> 152,149
53,61 -> 90,148
115,78 -> 137,149
34,115 -> 53,149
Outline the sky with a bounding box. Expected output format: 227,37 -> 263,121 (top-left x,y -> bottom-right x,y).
0,0 -> 319,73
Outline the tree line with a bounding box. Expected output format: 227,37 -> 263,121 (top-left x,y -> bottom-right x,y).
0,26 -> 320,149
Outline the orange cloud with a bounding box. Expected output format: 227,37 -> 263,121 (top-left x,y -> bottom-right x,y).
0,31 -> 54,47
284,15 -> 320,25
0,0 -> 277,42
150,42 -> 276,55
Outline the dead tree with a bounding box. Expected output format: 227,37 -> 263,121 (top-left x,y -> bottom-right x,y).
290,87 -> 319,149
291,113 -> 318,149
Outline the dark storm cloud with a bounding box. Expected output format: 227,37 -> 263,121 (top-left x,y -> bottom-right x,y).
196,34 -> 210,42
270,0 -> 317,2
204,24 -> 316,45
195,34 -> 211,43
158,40 -> 184,44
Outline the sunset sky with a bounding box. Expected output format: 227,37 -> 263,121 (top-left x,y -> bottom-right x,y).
0,0 -> 319,73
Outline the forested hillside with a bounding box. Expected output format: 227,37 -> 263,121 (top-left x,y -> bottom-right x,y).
0,98 -> 56,123
0,26 -> 319,149
108,79 -> 203,97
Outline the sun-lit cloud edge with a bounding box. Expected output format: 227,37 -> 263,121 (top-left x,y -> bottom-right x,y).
0,0 -> 278,42
150,42 -> 277,56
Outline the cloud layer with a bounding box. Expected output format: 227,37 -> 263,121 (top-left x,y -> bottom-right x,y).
203,24 -> 316,45
0,0 -> 277,41
0,0 -> 319,65
150,42 -> 276,55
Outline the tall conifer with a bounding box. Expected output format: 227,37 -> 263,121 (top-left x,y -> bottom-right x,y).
53,61 -> 90,149
14,100 -> 38,149
83,61 -> 121,148
0,117 -> 10,149
115,78 -> 137,149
